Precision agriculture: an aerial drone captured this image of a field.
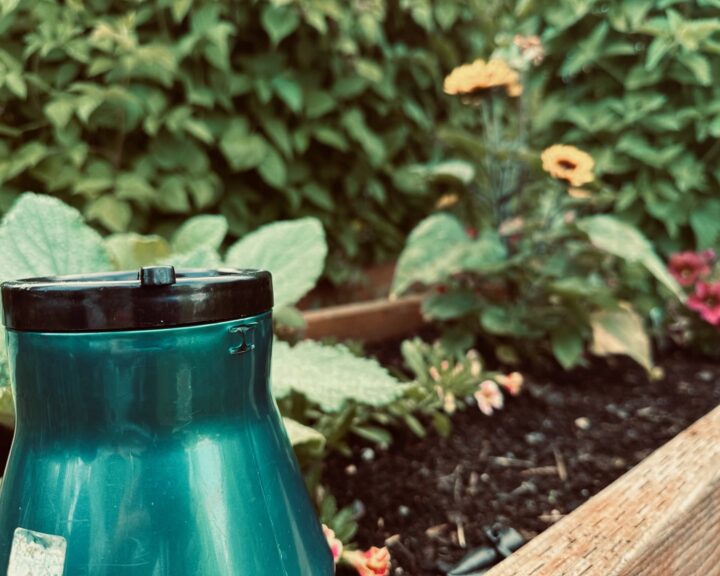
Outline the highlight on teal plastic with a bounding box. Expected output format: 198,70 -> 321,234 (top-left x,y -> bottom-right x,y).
0,312 -> 334,575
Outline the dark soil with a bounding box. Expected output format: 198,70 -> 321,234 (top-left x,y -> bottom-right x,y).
325,352 -> 720,575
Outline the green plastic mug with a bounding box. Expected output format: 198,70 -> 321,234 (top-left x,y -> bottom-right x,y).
0,267 -> 334,575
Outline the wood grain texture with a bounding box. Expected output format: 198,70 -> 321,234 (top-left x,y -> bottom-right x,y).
486,404 -> 720,576
302,295 -> 424,342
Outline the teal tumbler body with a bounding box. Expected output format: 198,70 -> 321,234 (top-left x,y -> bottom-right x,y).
0,309 -> 333,575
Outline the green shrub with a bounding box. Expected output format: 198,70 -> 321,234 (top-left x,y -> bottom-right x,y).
517,0 -> 720,254
0,0 -> 498,279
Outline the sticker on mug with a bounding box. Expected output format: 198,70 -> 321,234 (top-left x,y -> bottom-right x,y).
8,527 -> 66,576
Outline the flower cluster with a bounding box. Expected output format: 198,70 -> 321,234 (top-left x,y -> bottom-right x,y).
668,250 -> 720,326
323,526 -> 391,576
474,372 -> 523,416
443,58 -> 522,98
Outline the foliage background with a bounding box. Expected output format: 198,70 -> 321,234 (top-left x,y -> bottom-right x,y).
0,0 -> 503,281
518,0 -> 720,255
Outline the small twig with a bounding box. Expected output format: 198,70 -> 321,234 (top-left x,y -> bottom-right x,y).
456,519 -> 466,548
554,448 -> 568,482
521,466 -> 559,477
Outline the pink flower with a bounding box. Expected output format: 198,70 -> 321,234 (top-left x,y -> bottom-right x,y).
322,525 -> 343,565
474,380 -> 504,416
668,251 -> 712,286
687,281 -> 720,326
497,372 -> 523,396
344,546 -> 391,576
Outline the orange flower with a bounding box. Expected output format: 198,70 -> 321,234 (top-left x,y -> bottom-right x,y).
345,547 -> 391,576
541,145 -> 594,187
444,58 -> 522,98
497,372 -> 523,396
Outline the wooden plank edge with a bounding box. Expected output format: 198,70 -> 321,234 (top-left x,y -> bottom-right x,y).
485,404 -> 720,576
301,295 -> 425,342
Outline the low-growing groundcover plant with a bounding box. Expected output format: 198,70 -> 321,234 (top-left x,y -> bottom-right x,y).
393,46 -> 683,373
0,192 -> 404,569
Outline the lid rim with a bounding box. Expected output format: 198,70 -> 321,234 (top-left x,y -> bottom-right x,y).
1,267 -> 274,333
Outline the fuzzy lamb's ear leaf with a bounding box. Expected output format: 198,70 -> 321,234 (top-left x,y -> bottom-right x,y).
0,193 -> 111,280
272,340 -> 404,412
225,217 -> 327,308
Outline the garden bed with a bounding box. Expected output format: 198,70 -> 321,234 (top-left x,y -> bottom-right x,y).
325,349 -> 720,575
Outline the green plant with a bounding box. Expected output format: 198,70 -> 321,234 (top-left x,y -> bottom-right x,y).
0,0 -> 504,279
392,50 -> 682,372
0,191 -> 405,433
515,0 -> 720,255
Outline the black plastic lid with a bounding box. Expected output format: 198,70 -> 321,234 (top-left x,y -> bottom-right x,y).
1,267 -> 273,332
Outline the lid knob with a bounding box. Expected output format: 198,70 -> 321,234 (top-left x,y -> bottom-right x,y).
140,266 -> 177,287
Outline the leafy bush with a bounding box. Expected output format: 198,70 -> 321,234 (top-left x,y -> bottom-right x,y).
0,0 -> 498,278
517,0 -> 720,254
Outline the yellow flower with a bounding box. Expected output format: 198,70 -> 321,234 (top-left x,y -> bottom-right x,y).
443,58 -> 523,98
541,144 -> 594,187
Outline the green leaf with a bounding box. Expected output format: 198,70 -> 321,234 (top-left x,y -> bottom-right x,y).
261,5 -> 300,46
272,75 -> 303,114
283,417 -> 326,457
258,147 -> 287,188
690,200 -> 720,250
272,340 -> 403,411
220,120 -> 269,171
591,305 -> 652,372
551,328 -> 585,370
392,214 -> 469,296
480,306 -> 526,336
0,193 -> 111,281
172,215 -> 228,254
106,233 -> 171,270
578,215 -> 683,300
166,246 -> 221,268
341,108 -> 385,167
462,231 -> 508,273
422,290 -> 478,321
85,196 -> 132,233
225,217 -> 327,308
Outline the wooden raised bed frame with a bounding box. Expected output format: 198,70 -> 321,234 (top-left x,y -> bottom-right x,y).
486,404 -> 720,576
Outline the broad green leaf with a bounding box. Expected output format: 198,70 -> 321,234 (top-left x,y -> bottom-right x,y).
392,214 -> 469,296
0,193 -> 111,281
261,5 -> 300,46
578,215 -> 683,300
258,147 -> 287,188
106,233 -> 171,270
272,340 -> 403,411
225,217 -> 327,308
462,232 -> 508,273
591,305 -> 652,372
172,215 -> 228,254
422,290 -> 478,321
283,417 -> 326,457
